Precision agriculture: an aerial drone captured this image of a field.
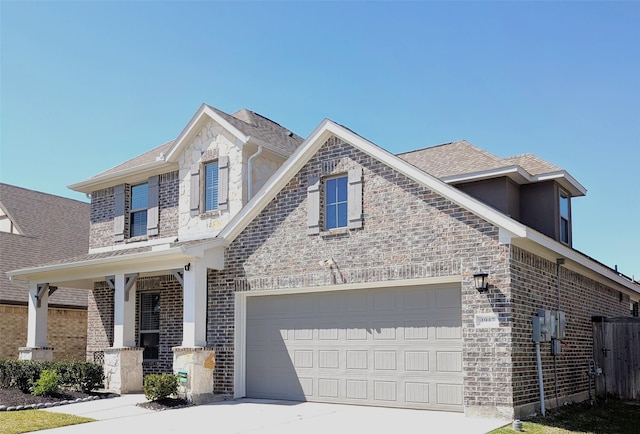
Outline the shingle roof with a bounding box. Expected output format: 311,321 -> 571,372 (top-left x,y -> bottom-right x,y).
208,106 -> 304,155
91,106 -> 303,181
397,140 -> 563,179
92,141 -> 174,179
0,184 -> 90,307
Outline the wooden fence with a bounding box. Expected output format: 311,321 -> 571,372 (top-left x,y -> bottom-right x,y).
592,316 -> 640,400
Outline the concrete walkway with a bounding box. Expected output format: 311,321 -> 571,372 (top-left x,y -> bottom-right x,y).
41,394 -> 510,433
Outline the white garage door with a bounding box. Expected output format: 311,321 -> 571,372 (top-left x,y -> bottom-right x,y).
245,284 -> 463,411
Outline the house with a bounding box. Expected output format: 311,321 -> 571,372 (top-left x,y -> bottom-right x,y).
0,183 -> 90,361
7,104 -> 639,420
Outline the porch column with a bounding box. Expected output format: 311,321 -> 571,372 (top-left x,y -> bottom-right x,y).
113,274 -> 136,347
19,282 -> 53,361
182,260 -> 207,347
103,274 -> 143,394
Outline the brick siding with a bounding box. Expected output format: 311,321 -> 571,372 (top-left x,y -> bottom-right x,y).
510,245 -> 629,410
87,275 -> 182,375
0,304 -> 87,361
206,136 -> 512,406
89,171 -> 179,249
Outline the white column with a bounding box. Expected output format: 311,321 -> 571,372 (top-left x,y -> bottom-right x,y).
182,260 -> 207,347
113,274 -> 136,347
26,282 -> 49,348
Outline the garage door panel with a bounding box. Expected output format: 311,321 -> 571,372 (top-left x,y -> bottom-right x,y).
245,285 -> 462,411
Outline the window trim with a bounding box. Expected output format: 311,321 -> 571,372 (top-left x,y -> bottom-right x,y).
129,182 -> 149,238
139,292 -> 160,361
203,160 -> 219,213
324,174 -> 349,230
559,188 -> 570,244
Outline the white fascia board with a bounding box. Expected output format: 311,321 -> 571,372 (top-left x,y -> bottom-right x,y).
534,170 -> 587,197
68,160 -> 173,194
6,248 -> 192,285
220,119 -> 528,245
522,229 -> 640,294
441,166 -> 531,185
246,136 -> 291,159
165,104 -> 249,163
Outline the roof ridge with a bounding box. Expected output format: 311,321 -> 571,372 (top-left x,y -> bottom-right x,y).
0,183 -> 87,204
395,140 -> 467,156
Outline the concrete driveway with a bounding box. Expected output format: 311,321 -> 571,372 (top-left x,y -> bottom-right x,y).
40,394 -> 509,433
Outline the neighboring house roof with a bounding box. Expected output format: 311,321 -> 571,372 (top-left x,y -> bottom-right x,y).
397,141 -> 586,197
69,104 -> 304,194
0,184 -> 90,307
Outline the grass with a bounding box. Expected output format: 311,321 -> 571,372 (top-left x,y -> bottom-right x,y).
488,399 -> 640,434
0,409 -> 94,434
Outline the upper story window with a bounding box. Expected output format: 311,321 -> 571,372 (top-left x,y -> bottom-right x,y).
204,161 -> 219,212
307,167 -> 363,234
190,156 -> 229,214
325,176 -> 348,230
139,292 -> 160,361
130,183 -> 148,237
559,189 -> 570,244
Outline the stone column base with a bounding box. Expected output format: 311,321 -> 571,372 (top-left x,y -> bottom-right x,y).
18,347 -> 54,361
103,347 -> 143,394
173,347 -> 216,405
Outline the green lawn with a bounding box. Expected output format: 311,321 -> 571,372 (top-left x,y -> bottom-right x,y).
489,400 -> 640,434
0,409 -> 94,434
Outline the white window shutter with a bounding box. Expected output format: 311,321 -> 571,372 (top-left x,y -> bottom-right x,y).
190,164 -> 200,212
307,175 -> 320,235
113,184 -> 126,241
348,167 -> 363,229
147,175 -> 159,236
218,155 -> 230,211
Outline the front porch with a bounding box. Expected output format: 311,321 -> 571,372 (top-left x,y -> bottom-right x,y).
9,240 -> 223,404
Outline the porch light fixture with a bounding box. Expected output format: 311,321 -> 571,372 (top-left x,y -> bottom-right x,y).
473,272 -> 489,293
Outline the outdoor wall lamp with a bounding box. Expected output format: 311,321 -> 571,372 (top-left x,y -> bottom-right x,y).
473,272 -> 489,293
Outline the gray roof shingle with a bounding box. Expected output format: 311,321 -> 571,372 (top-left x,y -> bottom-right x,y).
0,184 -> 90,307
397,140 -> 563,179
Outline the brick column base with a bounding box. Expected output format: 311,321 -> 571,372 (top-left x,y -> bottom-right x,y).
18,347 -> 53,361
172,347 -> 216,405
103,347 -> 143,394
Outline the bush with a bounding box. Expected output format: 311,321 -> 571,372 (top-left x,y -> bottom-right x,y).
0,359 -> 104,393
143,373 -> 178,401
31,369 -> 61,396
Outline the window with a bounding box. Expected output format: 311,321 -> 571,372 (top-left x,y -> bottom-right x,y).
140,293 -> 160,360
130,183 -> 148,237
204,161 -> 219,212
307,167 -> 362,234
190,155 -> 229,213
559,189 -> 570,244
325,176 -> 348,230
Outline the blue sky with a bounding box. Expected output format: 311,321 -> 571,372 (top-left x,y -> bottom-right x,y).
1,1 -> 638,279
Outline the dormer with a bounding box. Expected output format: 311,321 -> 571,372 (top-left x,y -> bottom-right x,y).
69,104 -> 303,252
398,141 -> 586,246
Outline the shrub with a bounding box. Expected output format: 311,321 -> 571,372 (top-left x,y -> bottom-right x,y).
143,373 -> 178,401
0,359 -> 104,393
31,369 -> 61,396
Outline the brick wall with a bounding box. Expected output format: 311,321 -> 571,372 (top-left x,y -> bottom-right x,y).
135,275 -> 183,376
510,245 -> 629,413
87,275 -> 182,375
206,135 -> 512,408
89,171 -> 179,249
0,304 -> 86,361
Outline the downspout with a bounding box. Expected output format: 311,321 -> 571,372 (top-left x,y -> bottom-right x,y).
247,145 -> 263,201
554,258 -> 565,408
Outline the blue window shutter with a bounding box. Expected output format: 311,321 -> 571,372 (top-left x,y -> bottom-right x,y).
348,167 -> 363,229
307,175 -> 320,235
218,155 -> 229,211
113,184 -> 126,241
147,175 -> 159,236
190,164 -> 200,212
